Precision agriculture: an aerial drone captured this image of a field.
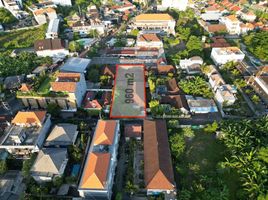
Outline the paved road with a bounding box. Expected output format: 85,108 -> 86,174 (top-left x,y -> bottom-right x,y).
179,112 -> 222,125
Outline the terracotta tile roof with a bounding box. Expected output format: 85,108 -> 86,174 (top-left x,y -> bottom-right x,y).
12,111 -> 46,125
57,73 -> 81,79
208,0 -> 215,5
206,6 -> 218,11
138,34 -> 161,42
34,39 -> 65,51
221,0 -> 230,6
93,120 -> 117,145
157,65 -> 175,74
226,15 -> 239,22
19,83 -> 32,92
84,99 -> 102,109
135,14 -> 174,21
124,124 -> 142,138
33,7 -> 56,15
50,82 -> 77,92
80,152 -> 111,189
207,24 -> 227,33
161,95 -> 189,110
143,120 -> 175,190
230,5 -> 241,11
166,78 -> 181,94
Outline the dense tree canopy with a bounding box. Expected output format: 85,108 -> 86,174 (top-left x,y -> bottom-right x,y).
220,118 -> 268,199
243,31 -> 268,61
0,8 -> 17,25
0,24 -> 46,49
0,52 -> 52,77
179,76 -> 213,98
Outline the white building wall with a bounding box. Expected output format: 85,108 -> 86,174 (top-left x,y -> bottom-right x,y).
160,0 -> 188,11
35,115 -> 51,151
211,48 -> 245,65
52,0 -> 72,6
36,49 -> 69,59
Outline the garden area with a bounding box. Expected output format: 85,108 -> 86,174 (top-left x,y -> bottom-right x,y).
168,124 -> 240,200
165,8 -> 206,66
168,118 -> 268,200
243,31 -> 268,62
0,24 -> 46,49
0,52 -> 52,77
0,8 -> 18,25
179,76 -> 214,98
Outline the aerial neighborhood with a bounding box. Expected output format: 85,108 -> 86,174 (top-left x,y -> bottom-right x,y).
0,0 -> 268,199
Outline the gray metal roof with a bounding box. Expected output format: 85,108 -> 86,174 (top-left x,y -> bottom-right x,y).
60,57 -> 91,73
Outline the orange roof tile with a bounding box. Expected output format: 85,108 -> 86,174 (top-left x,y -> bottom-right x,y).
206,6 -> 218,11
226,15 -> 239,22
144,120 -> 175,190
138,34 -> 161,42
135,14 -> 174,21
57,72 -> 81,79
80,153 -> 111,189
93,120 -> 117,145
33,7 -> 56,15
50,82 -> 77,92
124,124 -> 142,138
12,111 -> 46,125
19,83 -> 32,92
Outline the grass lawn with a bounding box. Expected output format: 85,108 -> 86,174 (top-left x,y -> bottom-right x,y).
174,130 -> 240,200
0,24 -> 46,49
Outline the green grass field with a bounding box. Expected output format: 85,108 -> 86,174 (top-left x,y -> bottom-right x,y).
0,24 -> 46,49
174,130 -> 240,200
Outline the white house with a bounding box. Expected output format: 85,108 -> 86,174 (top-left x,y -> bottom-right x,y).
158,0 -> 188,11
210,47 -> 245,65
215,85 -> 236,105
201,6 -> 222,21
0,111 -> 51,157
220,15 -> 241,35
33,7 -> 57,25
51,0 -> 72,6
50,72 -> 87,108
34,39 -> 69,59
46,18 -> 60,39
0,0 -> 27,19
133,14 -> 176,35
240,11 -> 256,22
136,33 -> 163,49
180,56 -> 203,74
209,73 -> 225,91
30,148 -> 68,182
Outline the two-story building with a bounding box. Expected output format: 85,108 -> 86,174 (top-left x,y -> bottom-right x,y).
17,72 -> 87,112
210,47 -> 245,65
136,33 -> 163,49
30,148 -> 68,182
34,39 -> 69,59
78,120 -> 120,200
133,14 -> 176,35
0,111 -> 51,157
220,15 -> 241,35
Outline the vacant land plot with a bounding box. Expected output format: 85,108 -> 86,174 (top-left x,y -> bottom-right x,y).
110,64 -> 146,118
0,25 -> 46,49
171,130 -> 241,200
